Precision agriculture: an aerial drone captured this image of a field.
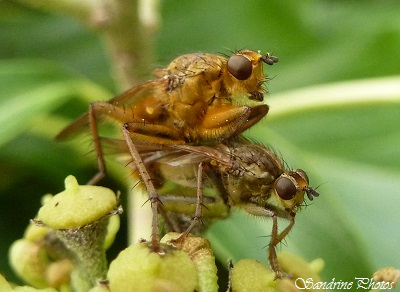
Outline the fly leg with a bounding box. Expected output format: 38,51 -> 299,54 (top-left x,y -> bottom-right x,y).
124,121 -> 184,145
238,203 -> 293,279
199,104 -> 269,141
269,215 -> 283,279
122,124 -> 162,252
87,104 -> 107,185
274,216 -> 295,246
63,101 -> 144,185
176,162 -> 205,240
269,215 -> 295,279
59,99 -> 185,185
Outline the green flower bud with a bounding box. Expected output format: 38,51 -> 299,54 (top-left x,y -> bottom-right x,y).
44,259 -> 74,289
107,240 -> 198,292
9,239 -> 51,289
38,175 -> 117,229
231,259 -> 277,292
231,252 -> 325,292
161,232 -> 219,292
33,175 -> 121,291
23,223 -> 49,242
373,267 -> 400,288
104,214 -> 120,250
9,237 -> 74,290
277,251 -> 324,280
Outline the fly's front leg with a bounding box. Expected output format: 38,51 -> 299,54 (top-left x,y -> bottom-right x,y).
199,104 -> 269,141
122,125 -> 162,252
237,104 -> 269,134
238,203 -> 291,279
269,215 -> 294,279
275,216 -> 295,246
268,215 -> 281,279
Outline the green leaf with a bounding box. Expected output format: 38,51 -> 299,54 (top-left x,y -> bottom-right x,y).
0,59 -> 111,147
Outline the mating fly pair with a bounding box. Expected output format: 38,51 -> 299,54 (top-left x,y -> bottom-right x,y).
57,49 -> 318,278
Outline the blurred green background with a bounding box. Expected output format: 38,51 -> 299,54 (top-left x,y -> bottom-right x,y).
1,0 -> 399,290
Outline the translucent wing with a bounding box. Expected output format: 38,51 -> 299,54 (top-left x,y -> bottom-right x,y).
55,80 -> 165,141
99,137 -> 218,168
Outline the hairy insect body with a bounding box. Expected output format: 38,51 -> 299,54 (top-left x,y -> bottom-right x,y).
132,139 -> 316,237
57,50 -> 276,147
151,51 -> 271,143
56,49 -> 317,278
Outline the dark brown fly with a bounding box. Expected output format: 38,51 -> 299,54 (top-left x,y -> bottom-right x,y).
102,136 -> 319,278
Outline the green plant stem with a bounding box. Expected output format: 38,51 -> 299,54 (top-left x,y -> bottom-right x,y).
100,0 -> 158,89
15,0 -> 160,89
269,76 -> 400,118
55,219 -> 109,291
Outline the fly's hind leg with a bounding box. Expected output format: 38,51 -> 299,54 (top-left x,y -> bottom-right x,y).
175,162 -> 205,241
87,103 -> 108,185
86,101 -> 184,184
124,121 -> 184,145
122,124 -> 162,252
86,101 -> 141,185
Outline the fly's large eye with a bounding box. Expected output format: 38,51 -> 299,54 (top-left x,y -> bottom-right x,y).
275,177 -> 296,200
227,55 -> 253,80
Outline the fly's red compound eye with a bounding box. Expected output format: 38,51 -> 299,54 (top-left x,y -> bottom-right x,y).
275,176 -> 296,200
227,55 -> 253,80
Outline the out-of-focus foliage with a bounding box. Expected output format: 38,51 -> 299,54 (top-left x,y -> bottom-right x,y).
1,0 -> 399,288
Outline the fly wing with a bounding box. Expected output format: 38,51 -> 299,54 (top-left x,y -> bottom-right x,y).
99,137 -> 213,169
55,79 -> 166,141
55,112 -> 90,141
107,79 -> 165,107
153,53 -> 224,79
99,137 -> 230,223
170,144 -> 238,170
99,137 -> 216,189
